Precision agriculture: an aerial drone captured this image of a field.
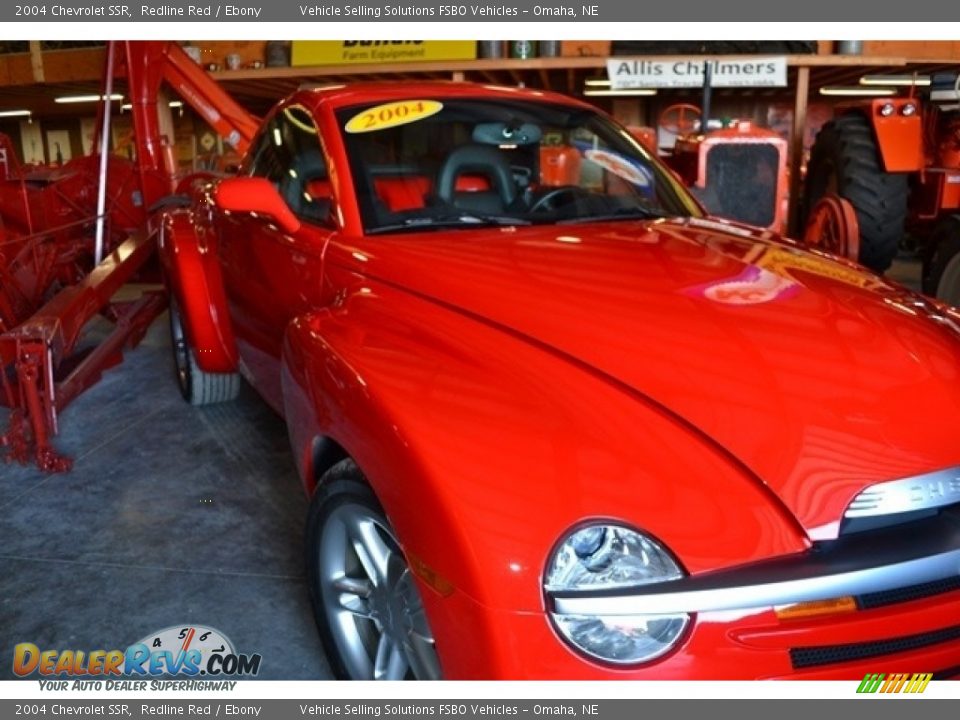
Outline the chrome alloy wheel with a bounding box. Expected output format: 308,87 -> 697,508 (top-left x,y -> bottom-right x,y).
318,503 -> 442,680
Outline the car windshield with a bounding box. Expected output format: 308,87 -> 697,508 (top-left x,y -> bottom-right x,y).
335,97 -> 704,234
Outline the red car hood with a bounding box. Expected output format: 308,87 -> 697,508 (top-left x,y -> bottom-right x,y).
339,218 -> 960,537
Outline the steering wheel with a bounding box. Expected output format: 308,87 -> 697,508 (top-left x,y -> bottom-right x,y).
529,185 -> 581,213
658,104 -> 702,136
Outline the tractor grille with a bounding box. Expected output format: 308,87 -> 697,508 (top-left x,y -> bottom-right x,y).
856,575 -> 960,610
790,624 -> 960,669
704,143 -> 780,229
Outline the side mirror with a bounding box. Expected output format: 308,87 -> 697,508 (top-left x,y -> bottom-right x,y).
215,177 -> 301,234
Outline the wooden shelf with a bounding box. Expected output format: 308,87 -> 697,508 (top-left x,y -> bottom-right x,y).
0,48 -> 956,118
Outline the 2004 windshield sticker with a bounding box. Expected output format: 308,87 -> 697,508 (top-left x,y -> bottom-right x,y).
345,100 -> 444,133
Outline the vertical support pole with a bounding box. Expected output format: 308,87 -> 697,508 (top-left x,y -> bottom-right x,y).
28,41 -> 45,83
789,65 -> 810,237
94,41 -> 116,266
701,60 -> 713,130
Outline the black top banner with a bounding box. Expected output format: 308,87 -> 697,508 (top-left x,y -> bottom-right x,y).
2,0 -> 959,22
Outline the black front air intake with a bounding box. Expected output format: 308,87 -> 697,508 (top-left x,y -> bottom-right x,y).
790,624 -> 960,669
856,575 -> 960,610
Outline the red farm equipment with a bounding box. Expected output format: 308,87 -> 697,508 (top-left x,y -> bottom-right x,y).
801,71 -> 960,295
662,107 -> 790,234
0,41 -> 257,472
656,64 -> 791,235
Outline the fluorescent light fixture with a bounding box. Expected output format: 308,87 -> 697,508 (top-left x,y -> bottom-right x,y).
584,78 -> 611,87
55,94 -> 123,104
584,88 -> 657,97
860,74 -> 930,87
0,109 -> 31,118
819,86 -> 897,97
121,100 -> 184,111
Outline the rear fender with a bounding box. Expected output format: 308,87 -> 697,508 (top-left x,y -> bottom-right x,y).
156,207 -> 237,372
849,101 -> 924,172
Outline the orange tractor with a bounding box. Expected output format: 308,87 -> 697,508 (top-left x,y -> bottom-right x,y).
652,64 -> 791,235
801,72 -> 960,300
659,103 -> 790,234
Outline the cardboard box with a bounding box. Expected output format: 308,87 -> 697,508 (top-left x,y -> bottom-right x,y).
560,41 -> 611,58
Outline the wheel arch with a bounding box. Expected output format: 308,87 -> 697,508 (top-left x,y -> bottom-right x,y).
310,435 -> 350,490
156,206 -> 238,373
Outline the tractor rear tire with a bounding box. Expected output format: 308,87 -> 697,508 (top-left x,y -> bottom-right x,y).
922,215 -> 960,307
168,297 -> 241,406
804,113 -> 908,273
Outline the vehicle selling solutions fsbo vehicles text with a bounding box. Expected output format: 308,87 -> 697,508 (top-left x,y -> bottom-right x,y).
299,4 -> 526,17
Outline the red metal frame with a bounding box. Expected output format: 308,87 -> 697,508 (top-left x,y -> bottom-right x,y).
1,41 -> 259,472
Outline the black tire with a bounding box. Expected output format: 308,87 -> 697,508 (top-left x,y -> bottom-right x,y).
306,459 -> 442,680
168,296 -> 240,406
804,113 -> 908,273
922,215 -> 960,306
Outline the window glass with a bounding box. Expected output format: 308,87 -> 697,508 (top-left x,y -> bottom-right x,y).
246,105 -> 331,226
334,98 -> 703,234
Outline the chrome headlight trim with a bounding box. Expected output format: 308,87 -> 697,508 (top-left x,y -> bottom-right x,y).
552,547 -> 960,616
548,509 -> 960,617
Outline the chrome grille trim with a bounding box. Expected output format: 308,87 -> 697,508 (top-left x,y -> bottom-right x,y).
844,466 -> 960,519
551,547 -> 960,616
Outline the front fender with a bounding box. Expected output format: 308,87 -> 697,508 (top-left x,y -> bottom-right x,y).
157,207 -> 237,373
281,281 -> 809,675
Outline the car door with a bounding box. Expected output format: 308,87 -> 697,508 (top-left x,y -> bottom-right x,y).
217,104 -> 336,413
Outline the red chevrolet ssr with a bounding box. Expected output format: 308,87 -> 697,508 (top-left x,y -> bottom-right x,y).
158,82 -> 960,680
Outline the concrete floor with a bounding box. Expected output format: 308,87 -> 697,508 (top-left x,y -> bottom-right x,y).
0,310 -> 331,680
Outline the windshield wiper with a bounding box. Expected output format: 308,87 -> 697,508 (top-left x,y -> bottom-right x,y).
368,213 -> 531,235
557,207 -> 673,225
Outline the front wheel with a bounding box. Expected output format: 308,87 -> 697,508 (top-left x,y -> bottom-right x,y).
168,296 -> 240,406
306,460 -> 443,680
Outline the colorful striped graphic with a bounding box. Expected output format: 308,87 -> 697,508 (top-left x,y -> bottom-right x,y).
857,672 -> 933,694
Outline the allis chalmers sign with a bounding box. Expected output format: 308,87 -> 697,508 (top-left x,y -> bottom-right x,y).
607,56 -> 788,89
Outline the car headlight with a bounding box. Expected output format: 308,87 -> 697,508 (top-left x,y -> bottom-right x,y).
545,524 -> 690,665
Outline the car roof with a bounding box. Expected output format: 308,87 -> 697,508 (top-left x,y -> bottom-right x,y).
295,81 -> 598,113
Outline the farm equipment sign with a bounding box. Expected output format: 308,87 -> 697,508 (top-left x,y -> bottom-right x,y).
608,56 -> 787,89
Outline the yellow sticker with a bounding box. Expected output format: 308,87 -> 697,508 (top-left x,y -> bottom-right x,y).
344,100 -> 443,134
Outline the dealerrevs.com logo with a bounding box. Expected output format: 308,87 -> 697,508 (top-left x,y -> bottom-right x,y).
13,625 -> 261,684
856,672 -> 933,694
